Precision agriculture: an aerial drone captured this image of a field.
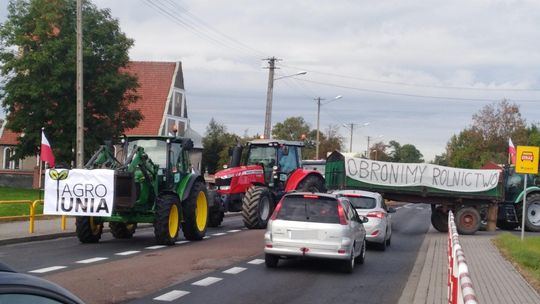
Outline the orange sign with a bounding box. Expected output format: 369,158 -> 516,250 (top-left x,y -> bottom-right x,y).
516,146 -> 539,174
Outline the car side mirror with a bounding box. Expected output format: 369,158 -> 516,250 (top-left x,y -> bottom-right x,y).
359,215 -> 369,223
388,207 -> 396,214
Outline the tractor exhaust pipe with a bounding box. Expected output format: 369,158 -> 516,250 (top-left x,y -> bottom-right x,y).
230,144 -> 243,168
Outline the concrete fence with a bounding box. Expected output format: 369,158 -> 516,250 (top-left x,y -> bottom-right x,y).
448,211 -> 478,304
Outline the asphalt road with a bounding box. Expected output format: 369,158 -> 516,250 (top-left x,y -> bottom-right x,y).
0,204 -> 432,303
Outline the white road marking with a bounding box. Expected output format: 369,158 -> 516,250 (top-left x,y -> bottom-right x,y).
396,207 -> 402,210
192,276 -> 222,286
416,207 -> 424,210
227,229 -> 241,233
76,257 -> 108,264
146,245 -> 167,250
175,241 -> 190,245
211,232 -> 227,236
223,267 -> 247,274
153,290 -> 190,301
203,236 -> 211,239
247,259 -> 265,265
115,250 -> 140,256
29,266 -> 67,274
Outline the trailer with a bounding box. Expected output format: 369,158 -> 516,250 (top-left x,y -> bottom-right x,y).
324,152 -> 540,234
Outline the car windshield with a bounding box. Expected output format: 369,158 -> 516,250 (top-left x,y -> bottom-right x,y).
277,196 -> 340,224
345,196 -> 377,209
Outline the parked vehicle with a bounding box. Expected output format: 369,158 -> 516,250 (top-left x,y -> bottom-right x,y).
0,262 -> 85,304
325,151 -> 540,235
264,192 -> 367,273
47,135 -> 211,245
209,140 -> 326,229
333,189 -> 395,250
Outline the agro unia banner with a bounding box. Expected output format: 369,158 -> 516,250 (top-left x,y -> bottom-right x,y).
344,156 -> 501,193
44,169 -> 115,216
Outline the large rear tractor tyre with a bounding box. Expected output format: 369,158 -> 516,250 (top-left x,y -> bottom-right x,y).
109,222 -> 137,239
182,181 -> 209,240
455,207 -> 481,235
296,175 -> 326,193
208,210 -> 225,228
430,208 -> 448,232
76,217 -> 103,243
242,186 -> 274,229
517,193 -> 540,232
154,195 -> 181,245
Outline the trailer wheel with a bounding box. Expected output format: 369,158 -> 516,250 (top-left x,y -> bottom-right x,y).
182,181 -> 209,240
455,207 -> 481,235
242,186 -> 273,229
76,217 -> 103,243
109,222 -> 137,239
296,175 -> 326,193
430,208 -> 448,232
519,193 -> 540,232
154,195 -> 181,245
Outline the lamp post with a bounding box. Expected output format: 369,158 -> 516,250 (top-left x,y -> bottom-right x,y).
316,95 -> 342,159
263,57 -> 306,139
343,122 -> 370,153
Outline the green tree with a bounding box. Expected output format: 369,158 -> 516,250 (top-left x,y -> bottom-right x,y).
386,140 -> 423,163
444,100 -> 527,168
318,124 -> 344,159
0,0 -> 141,164
272,116 -> 310,141
202,118 -> 239,174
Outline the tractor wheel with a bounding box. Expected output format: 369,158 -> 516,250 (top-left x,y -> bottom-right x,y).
154,195 -> 181,245
182,181 -> 209,241
517,193 -> 540,232
76,217 -> 103,243
455,207 -> 481,235
208,210 -> 224,228
430,208 -> 448,232
242,186 -> 274,229
109,222 -> 137,239
296,175 -> 326,193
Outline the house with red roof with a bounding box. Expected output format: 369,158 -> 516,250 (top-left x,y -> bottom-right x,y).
0,61 -> 203,188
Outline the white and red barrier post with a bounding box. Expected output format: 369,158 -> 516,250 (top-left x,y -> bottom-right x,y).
448,211 -> 478,304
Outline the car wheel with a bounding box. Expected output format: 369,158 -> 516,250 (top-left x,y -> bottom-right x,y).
342,251 -> 355,273
385,234 -> 391,247
356,239 -> 366,265
378,234 -> 387,251
265,254 -> 279,268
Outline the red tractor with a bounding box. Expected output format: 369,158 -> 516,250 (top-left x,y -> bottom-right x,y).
209,139 -> 326,229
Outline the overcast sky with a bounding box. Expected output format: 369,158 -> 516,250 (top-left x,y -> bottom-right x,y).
2,0 -> 540,161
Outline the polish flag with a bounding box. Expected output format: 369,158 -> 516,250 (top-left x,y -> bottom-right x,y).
508,138 -> 516,165
41,130 -> 55,168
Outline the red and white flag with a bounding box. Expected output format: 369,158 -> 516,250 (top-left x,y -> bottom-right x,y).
41,130 -> 55,168
508,138 -> 516,165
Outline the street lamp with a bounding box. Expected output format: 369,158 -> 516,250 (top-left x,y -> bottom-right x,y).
343,122 -> 370,153
263,58 -> 307,139
316,95 -> 342,159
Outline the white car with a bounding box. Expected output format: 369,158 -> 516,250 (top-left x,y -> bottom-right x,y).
333,190 -> 395,250
264,192 -> 367,273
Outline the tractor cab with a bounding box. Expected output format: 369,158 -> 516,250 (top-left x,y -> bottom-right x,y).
245,139 -> 303,186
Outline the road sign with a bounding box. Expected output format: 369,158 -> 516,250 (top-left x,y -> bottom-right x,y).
515,146 -> 539,174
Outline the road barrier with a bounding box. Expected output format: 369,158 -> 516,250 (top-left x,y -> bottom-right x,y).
0,200 -> 66,233
448,211 -> 478,304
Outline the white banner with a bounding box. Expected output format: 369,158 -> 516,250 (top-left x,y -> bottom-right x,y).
344,157 -> 501,193
44,169 -> 115,216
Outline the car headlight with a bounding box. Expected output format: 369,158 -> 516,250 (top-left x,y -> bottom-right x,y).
219,186 -> 231,190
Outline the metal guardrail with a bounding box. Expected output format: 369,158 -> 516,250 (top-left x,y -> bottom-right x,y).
0,200 -> 66,233
448,211 -> 478,304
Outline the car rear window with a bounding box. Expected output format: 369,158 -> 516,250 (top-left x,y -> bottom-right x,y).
345,196 -> 376,209
277,196 -> 340,224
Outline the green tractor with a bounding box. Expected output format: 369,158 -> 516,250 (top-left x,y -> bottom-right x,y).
76,135 -> 209,245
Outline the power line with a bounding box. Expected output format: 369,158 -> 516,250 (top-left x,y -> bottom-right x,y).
295,78 -> 540,103
281,63 -> 540,92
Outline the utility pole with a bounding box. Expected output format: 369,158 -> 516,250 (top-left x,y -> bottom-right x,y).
76,0 -> 84,168
366,136 -> 371,159
347,123 -> 354,153
316,97 -> 322,159
263,57 -> 279,139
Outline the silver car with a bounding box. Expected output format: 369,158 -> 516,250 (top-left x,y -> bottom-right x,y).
264,192 -> 367,273
333,190 -> 395,251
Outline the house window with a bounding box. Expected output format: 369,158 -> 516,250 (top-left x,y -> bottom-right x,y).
168,91 -> 184,117
3,147 -> 20,170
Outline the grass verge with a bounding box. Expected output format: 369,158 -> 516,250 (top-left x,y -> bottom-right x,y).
493,233 -> 540,293
0,187 -> 44,217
